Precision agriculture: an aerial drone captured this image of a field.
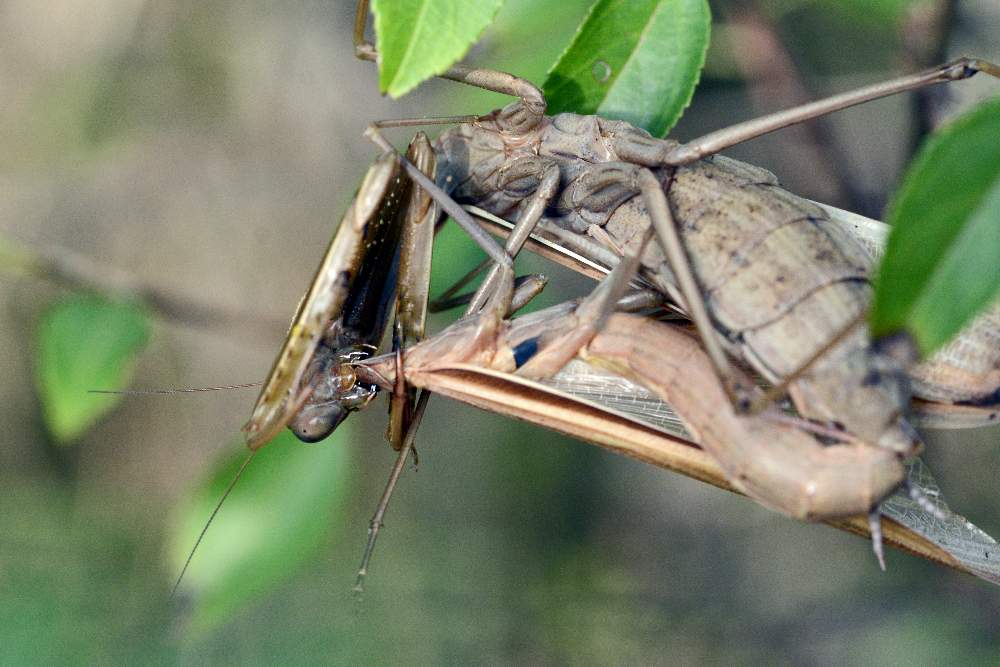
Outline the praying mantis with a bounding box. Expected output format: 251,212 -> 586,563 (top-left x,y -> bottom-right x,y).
177,0 -> 1000,589
468,201 -> 1000,430
353,254 -> 1000,585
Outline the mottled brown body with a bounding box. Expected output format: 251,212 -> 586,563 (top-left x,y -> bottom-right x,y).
911,306 -> 1000,404
359,303 -> 904,520
435,111 -> 914,452
824,204 -> 1000,408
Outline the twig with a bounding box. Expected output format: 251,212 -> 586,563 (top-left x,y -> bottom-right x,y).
0,233 -> 286,339
902,0 -> 959,156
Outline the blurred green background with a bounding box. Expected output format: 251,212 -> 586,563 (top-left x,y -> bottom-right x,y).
2,0 -> 999,663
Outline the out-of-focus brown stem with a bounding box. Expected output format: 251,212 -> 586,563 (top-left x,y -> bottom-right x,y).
720,4 -> 871,215
0,233 -> 286,340
903,0 -> 959,157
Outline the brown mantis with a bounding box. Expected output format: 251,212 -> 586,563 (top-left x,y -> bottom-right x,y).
467,201 -> 1000,430
179,0 -> 1000,589
354,255 -> 1000,585
805,204 -> 1000,426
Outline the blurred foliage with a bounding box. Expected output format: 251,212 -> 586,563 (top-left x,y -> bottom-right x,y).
34,294 -> 150,443
169,429 -> 353,633
84,7 -> 231,147
873,97 -> 1000,354
0,481 -> 176,664
544,0 -> 711,137
0,234 -> 43,278
13,4 -> 230,165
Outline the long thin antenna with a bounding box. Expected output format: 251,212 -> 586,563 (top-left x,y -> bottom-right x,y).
171,450 -> 257,598
89,382 -> 262,395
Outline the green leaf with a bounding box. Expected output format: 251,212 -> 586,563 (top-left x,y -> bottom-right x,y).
543,0 -> 711,137
871,97 -> 1000,356
169,429 -> 353,633
372,0 -> 504,98
34,294 -> 151,443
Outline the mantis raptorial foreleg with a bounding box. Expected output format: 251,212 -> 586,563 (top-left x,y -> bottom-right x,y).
385,136 -> 437,451
199,111 -> 546,590
289,0 -> 584,589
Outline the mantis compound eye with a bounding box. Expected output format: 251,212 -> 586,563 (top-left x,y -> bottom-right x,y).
310,365 -> 358,402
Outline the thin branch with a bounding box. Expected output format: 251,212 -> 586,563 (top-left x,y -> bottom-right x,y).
902,0 -> 959,157
0,233 -> 286,340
